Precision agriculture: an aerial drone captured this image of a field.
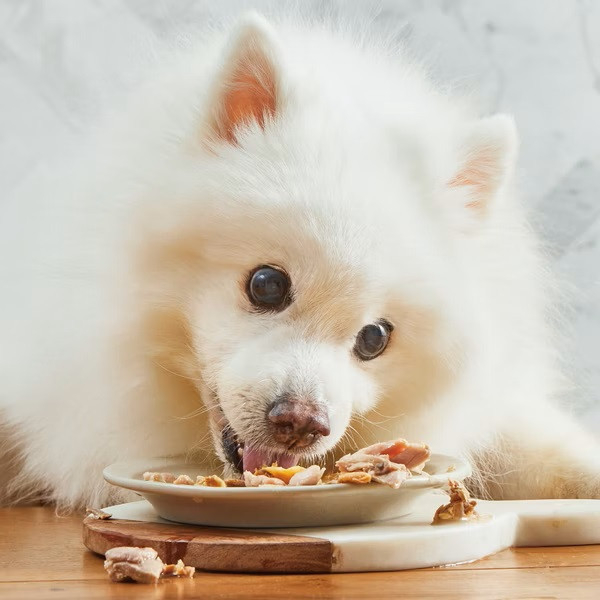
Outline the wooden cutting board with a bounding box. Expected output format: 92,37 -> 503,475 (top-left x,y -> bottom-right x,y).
83,494 -> 600,573
84,515 -> 333,573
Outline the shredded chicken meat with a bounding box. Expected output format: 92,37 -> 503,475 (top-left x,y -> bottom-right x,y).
337,471 -> 372,484
103,546 -> 195,584
288,465 -> 326,486
335,438 -> 430,489
432,480 -> 478,524
85,507 -> 112,520
162,559 -> 196,579
104,547 -> 165,584
244,471 -> 286,486
140,437 -> 430,489
357,439 -> 431,472
144,471 -> 235,487
142,472 -> 176,483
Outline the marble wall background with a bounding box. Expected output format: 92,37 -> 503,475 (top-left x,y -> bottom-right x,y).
1,1 -> 599,427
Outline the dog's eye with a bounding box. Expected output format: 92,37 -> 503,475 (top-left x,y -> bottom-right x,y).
247,266 -> 291,311
354,320 -> 393,361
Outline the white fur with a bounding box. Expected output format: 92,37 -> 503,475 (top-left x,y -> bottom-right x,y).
1,12 -> 598,509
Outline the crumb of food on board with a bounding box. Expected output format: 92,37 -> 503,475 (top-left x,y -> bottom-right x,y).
104,547 -> 195,584
432,480 -> 478,524
162,559 -> 195,579
85,507 -> 112,520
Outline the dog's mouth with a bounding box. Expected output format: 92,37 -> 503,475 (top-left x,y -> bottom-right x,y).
221,422 -> 301,474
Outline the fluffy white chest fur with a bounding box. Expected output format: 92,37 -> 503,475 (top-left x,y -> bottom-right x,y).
1,13 -> 599,509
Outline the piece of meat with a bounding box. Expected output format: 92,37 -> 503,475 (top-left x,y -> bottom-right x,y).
336,451 -> 395,475
142,472 -> 176,483
335,439 -> 421,489
203,475 -> 227,487
224,478 -> 246,487
432,480 -> 478,524
85,507 -> 112,520
162,559 -> 195,578
173,474 -> 195,485
104,547 -> 164,584
144,472 -> 227,486
288,465 -> 325,486
105,558 -> 165,584
105,547 -> 159,564
359,439 -> 431,472
337,471 -> 372,484
371,465 -> 410,489
255,465 -> 306,484
104,547 -> 195,584
243,471 -> 286,487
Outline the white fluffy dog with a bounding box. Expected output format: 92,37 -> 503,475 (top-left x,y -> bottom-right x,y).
1,13 -> 599,509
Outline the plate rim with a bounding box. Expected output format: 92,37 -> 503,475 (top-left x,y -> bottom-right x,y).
103,453 -> 471,498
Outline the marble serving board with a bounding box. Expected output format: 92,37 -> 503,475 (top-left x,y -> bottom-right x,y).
83,494 -> 600,573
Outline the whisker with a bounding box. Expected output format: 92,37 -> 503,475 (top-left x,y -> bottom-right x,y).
153,359 -> 203,383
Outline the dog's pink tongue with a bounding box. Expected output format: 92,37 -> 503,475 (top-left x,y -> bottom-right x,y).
242,445 -> 299,473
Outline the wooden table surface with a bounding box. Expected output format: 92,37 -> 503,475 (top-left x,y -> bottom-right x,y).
2,507 -> 600,599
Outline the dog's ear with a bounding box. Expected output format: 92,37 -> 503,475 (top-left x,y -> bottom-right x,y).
206,13 -> 281,145
448,114 -> 518,217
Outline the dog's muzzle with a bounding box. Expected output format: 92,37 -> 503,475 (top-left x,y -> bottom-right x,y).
220,394 -> 330,474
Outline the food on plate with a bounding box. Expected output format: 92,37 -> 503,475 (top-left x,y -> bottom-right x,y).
142,472 -> 176,483
244,471 -> 286,486
337,439 -> 431,472
196,475 -> 227,487
243,464 -> 327,487
432,480 -> 478,524
144,471 -> 233,487
224,478 -> 246,487
336,451 -> 410,489
104,546 -> 195,584
173,474 -> 195,485
85,507 -> 112,520
288,465 -> 326,486
334,438 -> 431,488
254,465 -> 306,484
337,471 -> 372,484
141,438 -> 431,489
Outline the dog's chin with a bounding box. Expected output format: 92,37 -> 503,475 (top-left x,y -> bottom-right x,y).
215,412 -> 330,475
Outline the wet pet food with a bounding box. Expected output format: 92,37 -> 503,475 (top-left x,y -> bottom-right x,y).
104,546 -> 195,584
432,480 -> 478,524
142,438 -> 430,489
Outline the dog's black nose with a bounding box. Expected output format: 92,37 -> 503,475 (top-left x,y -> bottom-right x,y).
267,395 -> 330,448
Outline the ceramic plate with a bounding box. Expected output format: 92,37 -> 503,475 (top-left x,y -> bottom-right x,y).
103,454 -> 470,528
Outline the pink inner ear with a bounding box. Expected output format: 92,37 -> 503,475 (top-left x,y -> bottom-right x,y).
220,55 -> 276,144
448,153 -> 499,212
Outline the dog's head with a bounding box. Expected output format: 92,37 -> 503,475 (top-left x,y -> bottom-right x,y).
133,14 -> 518,473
